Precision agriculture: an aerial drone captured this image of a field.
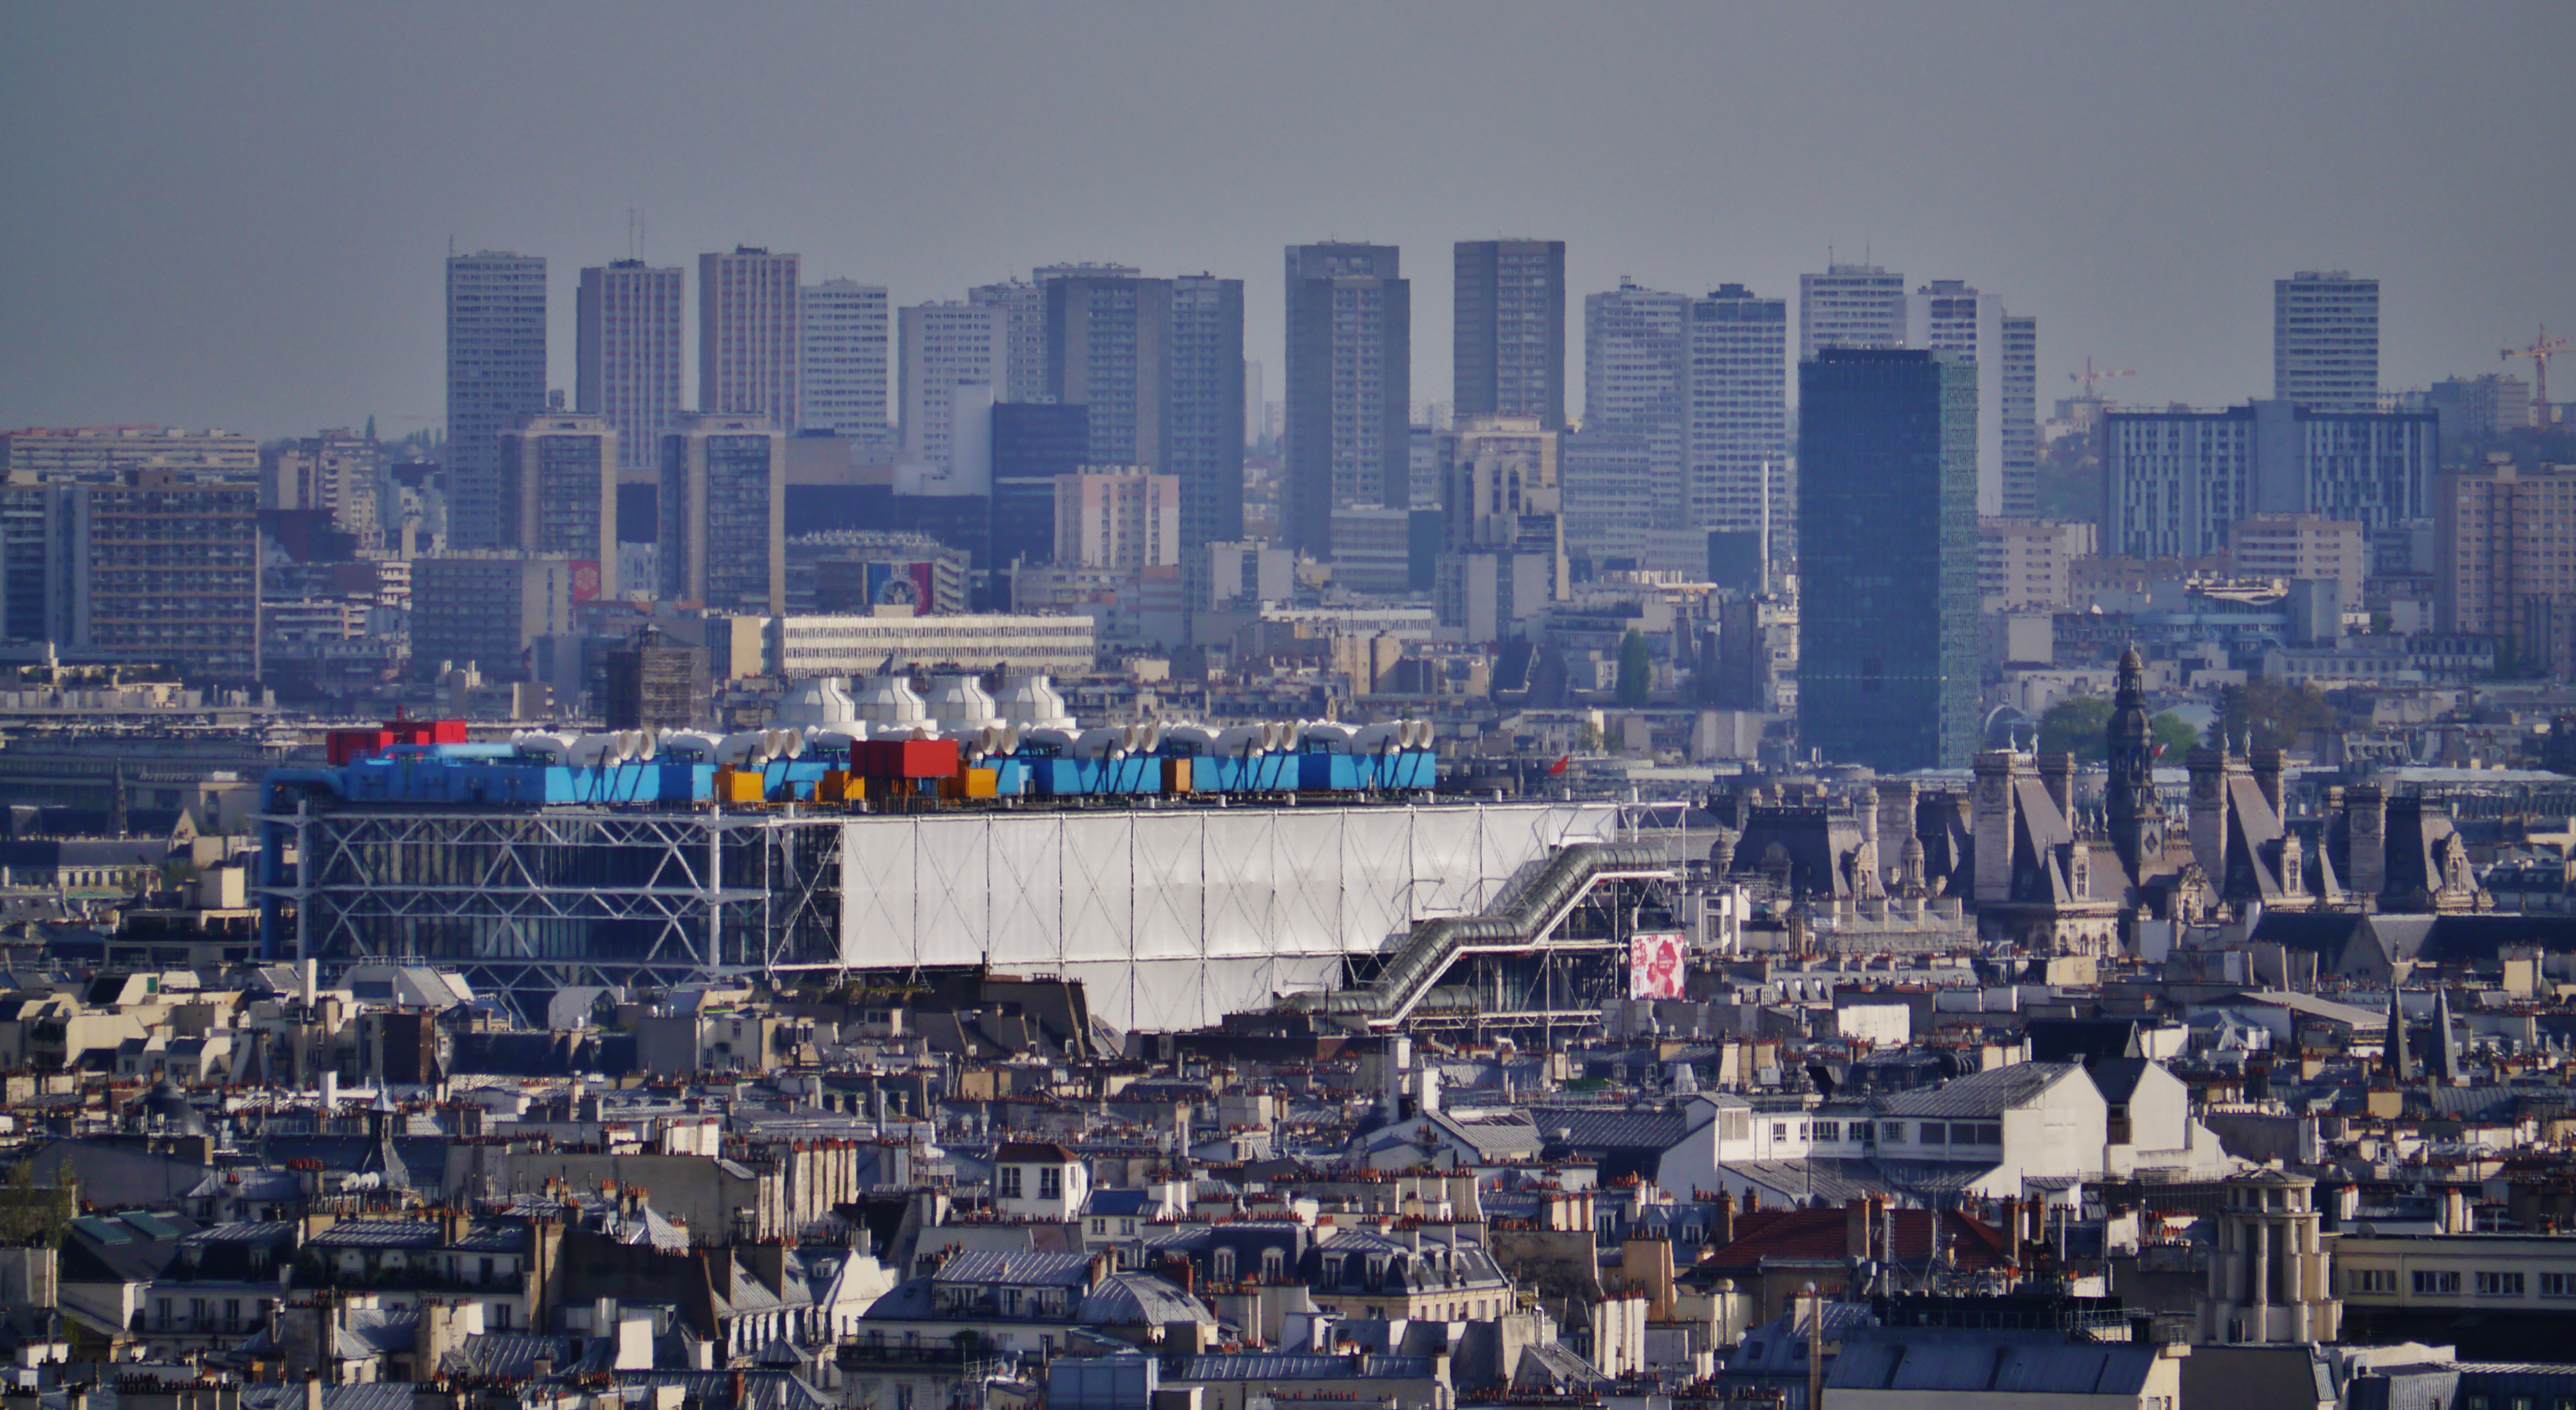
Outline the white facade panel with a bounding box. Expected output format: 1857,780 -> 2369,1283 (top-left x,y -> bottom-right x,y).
832,803 -> 1617,1030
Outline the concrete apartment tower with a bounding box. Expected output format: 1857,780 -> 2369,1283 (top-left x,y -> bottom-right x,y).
1285,243 -> 1410,559
2275,271 -> 2380,412
577,261 -> 683,475
496,412 -> 619,597
1454,240 -> 1567,429
699,247 -> 802,426
1797,348 -> 1979,772
1686,285 -> 1790,555
659,413 -> 786,615
899,301 -> 1009,474
1798,261 -> 1906,362
799,279 -> 890,437
1044,273 -> 1246,548
445,251 -> 548,550
1905,279 -> 2036,520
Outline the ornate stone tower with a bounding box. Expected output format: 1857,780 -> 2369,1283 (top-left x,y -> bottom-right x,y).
2199,1171 -> 2339,1345
2104,645 -> 2167,881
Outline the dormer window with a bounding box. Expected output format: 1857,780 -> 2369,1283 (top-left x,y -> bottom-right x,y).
1214,1249 -> 1236,1283
1263,1249 -> 1285,1281
1000,1167 -> 1023,1199
1040,1167 -> 1063,1200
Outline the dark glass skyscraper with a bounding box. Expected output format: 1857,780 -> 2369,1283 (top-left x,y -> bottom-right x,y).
1797,347 -> 1978,772
1285,243 -> 1409,559
990,402 -> 1090,572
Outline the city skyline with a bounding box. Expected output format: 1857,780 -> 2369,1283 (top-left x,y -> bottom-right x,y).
1,3 -> 2566,437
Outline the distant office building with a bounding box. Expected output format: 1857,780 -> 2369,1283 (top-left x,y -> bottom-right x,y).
800,278 -> 890,436
1285,243 -> 1411,557
1798,262 -> 1906,362
412,552 -> 588,682
1798,348 -> 1978,773
576,261 -> 684,475
601,625 -> 702,732
1199,539 -> 1294,610
2424,373 -> 2532,444
772,613 -> 1095,679
660,414 -> 786,615
52,470 -> 261,683
266,429 -> 382,549
1054,470 -> 1181,570
1977,518 -> 2094,612
2439,461 -> 2576,678
0,483 -> 52,641
991,403 -> 1090,572
0,427 -> 259,482
2229,514 -> 2369,613
1562,427 -> 1656,569
1686,285 -> 1790,551
699,247 -> 802,425
2102,401 -> 2437,562
1906,279 -> 2033,519
801,538 -> 970,617
2275,271 -> 2380,412
445,251 -> 548,550
1454,239 -> 1566,429
496,413 -> 617,597
899,301 -> 1009,473
1435,415 -> 1566,642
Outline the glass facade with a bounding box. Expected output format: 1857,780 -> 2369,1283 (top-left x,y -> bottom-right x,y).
1797,348 -> 1978,772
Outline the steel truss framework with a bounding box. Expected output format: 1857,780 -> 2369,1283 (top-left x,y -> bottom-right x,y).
266,805 -> 843,1016
1365,864 -> 1681,1046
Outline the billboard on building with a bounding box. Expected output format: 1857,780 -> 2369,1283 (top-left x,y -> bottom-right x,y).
1630,931 -> 1686,1000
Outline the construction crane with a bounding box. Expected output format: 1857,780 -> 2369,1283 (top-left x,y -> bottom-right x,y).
2068,357 -> 2137,400
2504,326 -> 2570,428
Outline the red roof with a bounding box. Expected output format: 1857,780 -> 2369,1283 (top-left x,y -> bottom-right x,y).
1706,1206 -> 2015,1272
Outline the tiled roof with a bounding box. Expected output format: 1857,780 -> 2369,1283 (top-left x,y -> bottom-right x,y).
1703,1207 -> 2013,1273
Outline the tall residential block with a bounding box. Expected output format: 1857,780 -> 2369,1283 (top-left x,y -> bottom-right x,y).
1579,282 -> 1688,567
496,412 -> 618,597
2438,461 -> 2576,678
1798,349 -> 1978,773
58,470 -> 262,683
969,278 -> 1048,403
1165,275 -> 1248,547
800,278 -> 890,436
1045,273 -> 1246,548
2275,271 -> 2380,413
1577,280 -> 1785,566
2001,314 -> 2039,519
1798,262 -> 1905,362
1685,285 -> 1790,550
699,247 -> 801,425
1906,279 -> 2033,519
2103,401 -> 2436,563
660,413 -> 785,615
899,301 -> 1009,473
265,428 -> 382,549
445,251 -> 547,550
412,552 -> 589,682
576,261 -> 684,475
1053,470 -> 1182,570
1454,239 -> 1566,429
1285,243 -> 1410,559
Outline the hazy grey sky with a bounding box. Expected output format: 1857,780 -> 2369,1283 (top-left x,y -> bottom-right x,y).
2,2 -> 2569,439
